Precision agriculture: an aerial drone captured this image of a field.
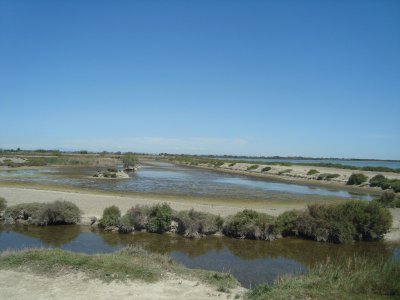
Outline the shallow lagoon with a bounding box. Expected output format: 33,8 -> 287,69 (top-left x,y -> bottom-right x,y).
0,162 -> 373,201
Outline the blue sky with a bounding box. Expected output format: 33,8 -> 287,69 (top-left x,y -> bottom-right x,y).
1,0 -> 399,159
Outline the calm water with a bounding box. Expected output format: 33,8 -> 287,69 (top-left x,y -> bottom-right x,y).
1,224 -> 398,288
218,157 -> 400,169
0,162 -> 373,200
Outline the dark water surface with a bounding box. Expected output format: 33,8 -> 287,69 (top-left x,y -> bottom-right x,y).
0,225 -> 398,288
0,162 -> 373,200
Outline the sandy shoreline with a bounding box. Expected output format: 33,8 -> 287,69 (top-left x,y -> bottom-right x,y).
0,270 -> 244,300
167,160 -> 399,195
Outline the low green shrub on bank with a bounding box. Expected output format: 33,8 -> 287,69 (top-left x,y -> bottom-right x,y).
247,256 -> 400,299
374,191 -> 400,208
4,201 -> 81,226
277,169 -> 292,175
369,175 -> 400,192
261,166 -> 271,172
98,205 -> 121,228
247,165 -> 259,171
223,210 -> 278,241
228,162 -> 236,167
306,169 -> 319,175
0,197 -> 7,211
174,209 -> 223,238
317,173 -> 340,181
146,203 -> 173,233
37,201 -> 81,226
276,201 -> 392,243
347,173 -> 368,185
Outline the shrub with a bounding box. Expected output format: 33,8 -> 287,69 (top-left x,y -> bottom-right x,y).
247,164 -> 259,171
146,203 -> 173,233
0,197 -> 7,211
347,173 -> 368,185
4,203 -> 43,223
98,205 -> 121,228
261,166 -> 271,172
37,201 -> 81,226
275,201 -> 392,243
307,169 -> 319,175
317,173 -> 340,180
223,209 -> 278,240
122,152 -> 138,168
228,162 -> 236,167
369,174 -> 386,187
175,209 -> 223,238
123,205 -> 149,230
374,191 -> 400,208
277,169 -> 292,175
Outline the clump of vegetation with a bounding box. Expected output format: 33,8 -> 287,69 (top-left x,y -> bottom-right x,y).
98,205 -> 121,228
247,164 -> 259,171
277,169 -> 292,175
228,162 -> 236,167
37,201 -> 81,226
261,166 -> 271,172
223,209 -> 278,240
4,201 -> 81,226
374,191 -> 400,208
369,175 -> 400,192
317,173 -> 340,180
174,209 -> 223,238
247,256 -> 400,299
0,197 -> 7,211
276,201 -> 392,243
347,173 -> 368,185
122,152 -> 138,169
123,205 -> 149,230
146,203 -> 173,233
307,169 -> 319,175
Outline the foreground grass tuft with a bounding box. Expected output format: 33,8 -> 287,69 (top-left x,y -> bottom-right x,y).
0,247 -> 239,289
247,256 -> 400,299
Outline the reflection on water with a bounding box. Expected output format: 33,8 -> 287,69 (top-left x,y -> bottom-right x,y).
0,163 -> 373,200
1,225 -> 398,287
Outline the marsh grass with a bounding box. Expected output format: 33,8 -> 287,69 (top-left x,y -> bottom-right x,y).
247,256 -> 400,299
317,173 -> 340,181
277,169 -> 292,175
306,169 -> 319,175
0,197 -> 7,211
246,165 -> 259,171
0,246 -> 239,289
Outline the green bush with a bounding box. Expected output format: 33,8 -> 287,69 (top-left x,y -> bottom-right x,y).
347,173 -> 368,185
374,191 -> 400,208
98,205 -> 121,228
4,203 -> 43,223
37,201 -> 82,226
317,173 -> 340,180
0,197 -> 7,211
276,201 -> 392,243
123,205 -> 149,230
175,209 -> 223,238
369,174 -> 386,187
228,162 -> 236,167
369,175 -> 400,192
247,164 -> 259,171
223,209 -> 278,240
277,169 -> 292,175
307,169 -> 319,175
261,166 -> 271,172
146,203 -> 173,233
122,152 -> 138,168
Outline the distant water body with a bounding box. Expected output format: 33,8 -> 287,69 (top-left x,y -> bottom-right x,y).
217,158 -> 400,169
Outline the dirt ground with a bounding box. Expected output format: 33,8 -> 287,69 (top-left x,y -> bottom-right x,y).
0,270 -> 245,300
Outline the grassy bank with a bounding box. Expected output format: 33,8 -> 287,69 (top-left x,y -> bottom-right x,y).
247,256 -> 400,299
0,247 -> 239,291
